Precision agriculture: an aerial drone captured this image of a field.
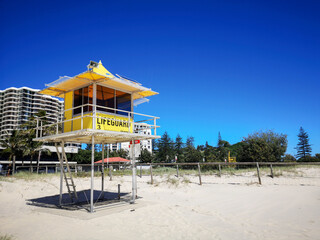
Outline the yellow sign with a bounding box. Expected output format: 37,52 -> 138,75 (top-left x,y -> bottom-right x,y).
228,151 -> 236,163
96,113 -> 133,133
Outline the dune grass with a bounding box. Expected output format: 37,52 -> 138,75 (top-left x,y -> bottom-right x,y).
0,234 -> 14,240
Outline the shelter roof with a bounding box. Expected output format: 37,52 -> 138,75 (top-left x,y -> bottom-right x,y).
95,157 -> 130,164
40,61 -> 158,100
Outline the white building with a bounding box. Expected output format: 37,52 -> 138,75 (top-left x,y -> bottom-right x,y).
0,87 -> 64,142
109,123 -> 153,158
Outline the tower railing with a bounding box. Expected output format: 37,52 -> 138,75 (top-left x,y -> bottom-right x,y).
35,103 -> 160,139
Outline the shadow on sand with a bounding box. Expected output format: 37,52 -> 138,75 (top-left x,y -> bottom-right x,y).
27,190 -> 131,212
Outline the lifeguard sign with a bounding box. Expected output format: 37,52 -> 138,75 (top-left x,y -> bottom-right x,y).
34,60 -> 160,213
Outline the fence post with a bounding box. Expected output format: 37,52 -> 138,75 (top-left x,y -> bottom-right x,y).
118,184 -> 121,200
140,165 -> 142,178
176,164 -> 179,178
109,165 -> 113,181
198,163 -> 202,185
256,162 -> 261,185
150,165 -> 153,185
270,164 -> 274,178
218,164 -> 221,177
45,166 -> 48,174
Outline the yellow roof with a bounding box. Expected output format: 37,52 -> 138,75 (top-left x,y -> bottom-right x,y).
40,61 -> 158,100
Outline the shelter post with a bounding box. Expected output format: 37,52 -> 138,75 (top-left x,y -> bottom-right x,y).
55,142 -> 63,206
107,144 -> 109,170
90,136 -> 95,213
102,143 -> 105,198
90,82 -> 97,213
131,139 -> 137,203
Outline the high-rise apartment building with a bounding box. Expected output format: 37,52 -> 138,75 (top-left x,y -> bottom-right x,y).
0,87 -> 64,142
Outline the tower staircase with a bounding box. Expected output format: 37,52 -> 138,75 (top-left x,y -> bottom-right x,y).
55,144 -> 78,203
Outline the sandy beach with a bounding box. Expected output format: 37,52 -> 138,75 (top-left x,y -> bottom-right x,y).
0,167 -> 320,240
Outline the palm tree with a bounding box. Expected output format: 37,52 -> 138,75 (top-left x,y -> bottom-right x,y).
0,130 -> 24,175
21,111 -> 47,173
22,131 -> 44,173
21,110 -> 53,173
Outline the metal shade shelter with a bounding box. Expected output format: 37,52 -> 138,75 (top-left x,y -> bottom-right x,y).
95,157 -> 130,164
34,60 -> 160,213
40,61 -> 158,100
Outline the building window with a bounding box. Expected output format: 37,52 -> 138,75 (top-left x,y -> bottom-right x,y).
116,90 -> 131,116
73,86 -> 93,115
73,85 -> 132,117
97,85 -> 114,113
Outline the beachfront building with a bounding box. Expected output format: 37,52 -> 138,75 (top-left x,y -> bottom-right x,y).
0,87 -> 64,143
34,60 -> 160,212
109,124 -> 153,157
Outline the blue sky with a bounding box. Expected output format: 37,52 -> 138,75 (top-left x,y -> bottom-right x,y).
0,0 -> 319,155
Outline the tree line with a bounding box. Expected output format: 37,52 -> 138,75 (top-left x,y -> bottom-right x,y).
140,128 -> 319,163
0,109 -> 319,166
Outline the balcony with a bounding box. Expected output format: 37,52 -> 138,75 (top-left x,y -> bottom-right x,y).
34,103 -> 160,144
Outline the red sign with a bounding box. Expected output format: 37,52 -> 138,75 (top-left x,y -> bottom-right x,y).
130,140 -> 140,144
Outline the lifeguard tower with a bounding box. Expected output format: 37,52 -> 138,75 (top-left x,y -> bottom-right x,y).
34,61 -> 160,212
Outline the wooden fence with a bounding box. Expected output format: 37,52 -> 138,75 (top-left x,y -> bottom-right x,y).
4,162 -> 320,185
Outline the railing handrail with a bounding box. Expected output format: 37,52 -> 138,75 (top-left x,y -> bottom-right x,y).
34,102 -> 160,138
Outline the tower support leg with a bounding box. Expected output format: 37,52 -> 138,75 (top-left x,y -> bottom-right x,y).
90,136 -> 95,213
131,139 -> 137,203
101,143 -> 105,199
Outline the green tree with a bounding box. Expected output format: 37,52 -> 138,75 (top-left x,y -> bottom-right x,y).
217,131 -> 222,146
72,149 -> 102,164
228,142 -> 244,159
21,110 -> 50,172
109,149 -> 129,159
238,130 -> 287,162
203,141 -> 216,162
216,139 -> 231,161
156,131 -> 174,162
0,130 -> 24,174
283,154 -> 296,162
295,127 -> 312,161
174,134 -> 184,154
184,136 -> 202,163
139,148 -> 153,163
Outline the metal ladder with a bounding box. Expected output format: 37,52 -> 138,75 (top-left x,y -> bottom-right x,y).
55,144 -> 78,203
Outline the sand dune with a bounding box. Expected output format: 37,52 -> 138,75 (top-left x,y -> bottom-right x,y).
0,168 -> 319,240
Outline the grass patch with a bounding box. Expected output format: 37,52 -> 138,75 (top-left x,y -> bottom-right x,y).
0,172 -> 59,182
0,234 -> 14,240
165,176 -> 179,187
182,176 -> 191,184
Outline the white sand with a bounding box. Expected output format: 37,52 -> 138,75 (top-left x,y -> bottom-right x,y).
0,168 -> 320,240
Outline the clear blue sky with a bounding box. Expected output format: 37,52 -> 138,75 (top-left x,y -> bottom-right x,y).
0,0 -> 319,155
